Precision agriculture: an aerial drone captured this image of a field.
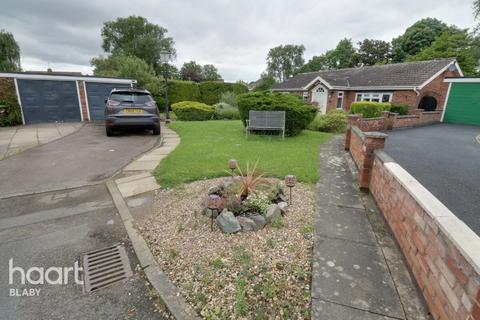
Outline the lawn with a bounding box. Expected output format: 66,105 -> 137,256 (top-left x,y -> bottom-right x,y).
154,120 -> 331,187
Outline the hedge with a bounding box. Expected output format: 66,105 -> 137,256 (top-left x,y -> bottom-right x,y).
350,101 -> 391,118
308,110 -> 347,133
390,103 -> 409,115
171,101 -> 215,121
213,102 -> 240,120
237,92 -> 317,136
0,78 -> 22,127
199,81 -> 248,105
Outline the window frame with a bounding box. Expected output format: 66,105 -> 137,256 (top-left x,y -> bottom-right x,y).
355,92 -> 393,103
336,91 -> 344,109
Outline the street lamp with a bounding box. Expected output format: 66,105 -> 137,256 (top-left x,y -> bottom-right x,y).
159,51 -> 173,123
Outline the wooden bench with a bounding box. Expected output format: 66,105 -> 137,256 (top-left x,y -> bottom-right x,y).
246,110 -> 286,139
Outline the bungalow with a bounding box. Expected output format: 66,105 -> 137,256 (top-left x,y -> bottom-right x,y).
271,58 -> 462,114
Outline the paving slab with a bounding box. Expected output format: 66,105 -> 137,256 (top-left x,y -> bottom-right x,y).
137,153 -> 167,161
115,172 -> 152,185
123,160 -> 159,171
312,298 -> 397,320
117,176 -> 160,198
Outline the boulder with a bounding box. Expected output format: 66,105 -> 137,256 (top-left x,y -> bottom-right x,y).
277,201 -> 288,215
266,204 -> 282,223
208,183 -> 224,195
216,209 -> 241,233
237,216 -> 257,232
278,193 -> 288,203
248,214 -> 267,230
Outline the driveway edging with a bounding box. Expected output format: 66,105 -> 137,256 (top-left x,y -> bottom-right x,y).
107,125 -> 200,320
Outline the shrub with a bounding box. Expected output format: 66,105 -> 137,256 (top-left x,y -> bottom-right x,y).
0,79 -> 22,127
167,80 -> 201,106
171,101 -> 215,121
350,101 -> 391,118
213,102 -> 240,120
199,81 -> 248,105
219,91 -> 238,107
237,92 -> 317,136
390,103 -> 409,115
308,110 -> 347,133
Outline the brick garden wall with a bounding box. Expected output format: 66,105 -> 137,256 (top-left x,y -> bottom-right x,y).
345,127 -> 480,320
347,110 -> 442,132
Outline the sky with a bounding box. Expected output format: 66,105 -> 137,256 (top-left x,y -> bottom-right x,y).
0,0 -> 476,82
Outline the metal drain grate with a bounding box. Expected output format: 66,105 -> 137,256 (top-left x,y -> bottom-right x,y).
82,243 -> 133,293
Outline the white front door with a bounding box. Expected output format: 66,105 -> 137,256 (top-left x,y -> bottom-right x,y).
312,86 -> 328,114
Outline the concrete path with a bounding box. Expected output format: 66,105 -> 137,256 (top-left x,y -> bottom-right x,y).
0,122 -> 83,160
115,127 -> 180,199
312,136 -> 430,320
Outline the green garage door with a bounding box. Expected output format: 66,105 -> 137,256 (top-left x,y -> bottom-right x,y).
443,83 -> 480,126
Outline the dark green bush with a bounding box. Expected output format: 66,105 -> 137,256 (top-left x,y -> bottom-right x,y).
213,103 -> 240,120
350,101 -> 391,118
390,103 -> 409,115
171,101 -> 215,121
308,110 -> 347,133
237,92 -> 317,136
167,80 -> 201,106
199,82 -> 248,105
0,79 -> 22,127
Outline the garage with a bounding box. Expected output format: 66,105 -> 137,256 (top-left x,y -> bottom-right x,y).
85,82 -> 131,120
0,72 -> 135,124
442,78 -> 480,126
17,79 -> 81,124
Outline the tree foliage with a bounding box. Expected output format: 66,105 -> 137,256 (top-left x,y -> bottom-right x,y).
202,64 -> 222,81
298,55 -> 330,73
391,18 -> 449,62
180,61 -> 204,82
325,38 -> 357,69
408,28 -> 477,75
357,39 -> 391,65
0,30 -> 21,71
266,44 -> 305,82
101,16 -> 175,71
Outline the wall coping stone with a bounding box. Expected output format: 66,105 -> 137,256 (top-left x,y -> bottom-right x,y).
351,125 -> 366,140
374,150 -> 395,164
364,131 -> 388,139
396,115 -> 419,119
383,161 -> 480,274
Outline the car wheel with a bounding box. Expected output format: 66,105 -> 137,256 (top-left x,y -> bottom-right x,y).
106,127 -> 115,137
153,126 -> 161,136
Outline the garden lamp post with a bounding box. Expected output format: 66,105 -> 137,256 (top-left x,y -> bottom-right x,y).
159,51 -> 173,123
207,194 -> 222,231
285,175 -> 297,205
228,159 -> 238,176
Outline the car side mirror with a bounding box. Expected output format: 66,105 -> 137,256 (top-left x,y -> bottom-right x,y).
104,99 -> 108,104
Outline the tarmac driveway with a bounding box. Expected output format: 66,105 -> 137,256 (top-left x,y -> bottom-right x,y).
384,124 -> 480,235
0,123 -> 158,197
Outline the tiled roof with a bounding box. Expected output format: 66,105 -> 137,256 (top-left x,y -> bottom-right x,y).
271,58 -> 457,90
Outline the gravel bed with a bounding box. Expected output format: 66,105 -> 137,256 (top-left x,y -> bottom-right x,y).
138,177 -> 315,319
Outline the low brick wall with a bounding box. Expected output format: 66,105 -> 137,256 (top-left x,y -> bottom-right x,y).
370,152 -> 480,320
348,109 -> 442,132
344,127 -> 480,320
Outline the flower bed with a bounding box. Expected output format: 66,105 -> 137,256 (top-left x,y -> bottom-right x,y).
138,177 -> 315,319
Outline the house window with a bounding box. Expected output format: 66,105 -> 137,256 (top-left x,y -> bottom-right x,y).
302,91 -> 309,102
355,92 -> 392,103
336,91 -> 344,109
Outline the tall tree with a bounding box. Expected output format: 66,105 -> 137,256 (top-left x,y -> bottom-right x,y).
266,44 -> 305,82
180,61 -> 204,82
324,38 -> 358,69
202,64 -> 223,81
0,30 -> 21,71
408,28 -> 477,75
101,16 -> 175,71
475,0 -> 480,31
391,18 -> 449,62
357,39 -> 391,65
298,55 -> 329,73
91,55 -> 157,87
252,73 -> 276,91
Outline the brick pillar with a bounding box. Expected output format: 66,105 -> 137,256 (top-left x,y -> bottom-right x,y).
345,114 -> 362,151
359,132 -> 388,190
382,111 -> 396,130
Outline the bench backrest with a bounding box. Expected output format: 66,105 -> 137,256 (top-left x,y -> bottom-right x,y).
248,110 -> 285,128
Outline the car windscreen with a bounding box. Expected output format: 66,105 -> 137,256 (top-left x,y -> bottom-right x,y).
110,92 -> 152,103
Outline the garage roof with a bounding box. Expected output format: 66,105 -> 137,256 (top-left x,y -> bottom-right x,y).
272,58 -> 460,91
0,72 -> 134,84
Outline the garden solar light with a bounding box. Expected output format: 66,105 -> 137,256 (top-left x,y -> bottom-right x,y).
207,194 -> 222,231
228,159 -> 238,176
285,175 -> 297,205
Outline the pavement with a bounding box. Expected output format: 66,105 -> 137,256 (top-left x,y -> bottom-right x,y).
384,124 -> 480,235
0,123 -> 166,319
0,122 -> 83,160
312,135 -> 430,320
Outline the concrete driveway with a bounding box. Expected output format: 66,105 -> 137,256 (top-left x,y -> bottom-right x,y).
0,122 -> 83,160
0,123 -> 164,319
384,124 -> 480,235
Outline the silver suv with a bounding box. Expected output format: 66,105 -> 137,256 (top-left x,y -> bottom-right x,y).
104,88 -> 160,136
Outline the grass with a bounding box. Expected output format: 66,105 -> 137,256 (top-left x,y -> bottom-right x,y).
154,120 -> 331,187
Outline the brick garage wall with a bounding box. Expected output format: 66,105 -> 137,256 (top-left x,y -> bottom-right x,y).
370,153 -> 480,320
76,80 -> 89,121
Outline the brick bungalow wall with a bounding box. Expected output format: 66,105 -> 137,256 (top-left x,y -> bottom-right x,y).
345,127 -> 480,320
